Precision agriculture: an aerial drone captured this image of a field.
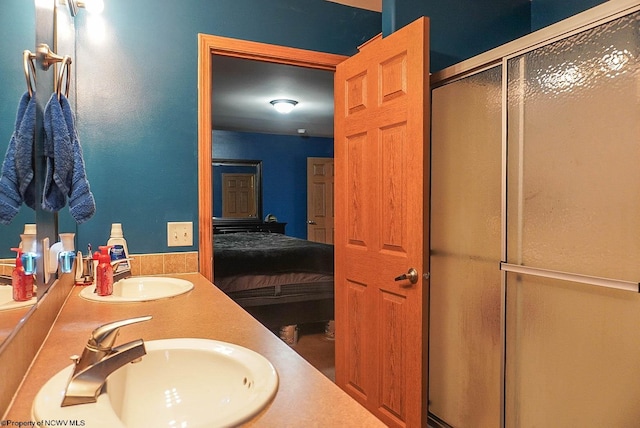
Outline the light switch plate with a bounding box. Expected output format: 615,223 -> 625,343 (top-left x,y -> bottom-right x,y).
167,222 -> 193,247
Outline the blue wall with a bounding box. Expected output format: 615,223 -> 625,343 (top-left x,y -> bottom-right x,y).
0,0 -> 614,258
385,0 -> 608,72
531,0 -> 607,31
384,0 -> 531,71
72,0 -> 379,254
213,130 -> 333,239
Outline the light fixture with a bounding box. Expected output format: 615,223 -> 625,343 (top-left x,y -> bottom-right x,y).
270,99 -> 298,114
66,0 -> 104,16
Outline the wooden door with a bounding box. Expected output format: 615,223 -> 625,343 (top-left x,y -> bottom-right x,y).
334,18 -> 430,428
221,173 -> 256,218
307,157 -> 334,244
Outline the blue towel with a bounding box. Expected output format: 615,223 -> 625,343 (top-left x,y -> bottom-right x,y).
43,93 -> 96,223
0,92 -> 36,224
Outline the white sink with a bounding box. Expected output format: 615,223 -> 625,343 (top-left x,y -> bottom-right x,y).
32,338 -> 279,427
0,285 -> 36,311
79,277 -> 194,303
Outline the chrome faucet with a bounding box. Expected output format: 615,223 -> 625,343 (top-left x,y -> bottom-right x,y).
61,315 -> 152,407
111,258 -> 133,283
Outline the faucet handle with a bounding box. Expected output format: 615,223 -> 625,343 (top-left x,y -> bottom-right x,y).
88,315 -> 152,351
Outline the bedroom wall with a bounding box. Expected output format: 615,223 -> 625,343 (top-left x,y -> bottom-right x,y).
213,130 -> 334,239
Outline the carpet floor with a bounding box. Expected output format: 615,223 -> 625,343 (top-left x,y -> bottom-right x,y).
283,322 -> 336,382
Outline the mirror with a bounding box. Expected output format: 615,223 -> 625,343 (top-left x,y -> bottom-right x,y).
0,0 -> 77,347
212,159 -> 263,221
0,1 -> 36,347
0,4 -> 36,258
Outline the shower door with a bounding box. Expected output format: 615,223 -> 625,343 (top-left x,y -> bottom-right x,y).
430,4 -> 640,427
504,10 -> 640,427
429,66 -> 503,427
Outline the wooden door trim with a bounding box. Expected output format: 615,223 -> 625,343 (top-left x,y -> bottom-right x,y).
198,34 -> 347,280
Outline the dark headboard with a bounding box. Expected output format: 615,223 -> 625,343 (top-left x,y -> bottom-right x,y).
212,219 -> 286,234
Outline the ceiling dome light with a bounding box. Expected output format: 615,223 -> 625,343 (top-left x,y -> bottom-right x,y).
270,99 -> 298,114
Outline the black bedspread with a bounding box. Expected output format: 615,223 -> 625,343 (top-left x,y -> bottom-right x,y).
213,232 -> 334,277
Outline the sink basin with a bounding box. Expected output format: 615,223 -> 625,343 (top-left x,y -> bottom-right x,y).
79,276 -> 194,303
0,285 -> 36,311
32,338 -> 279,427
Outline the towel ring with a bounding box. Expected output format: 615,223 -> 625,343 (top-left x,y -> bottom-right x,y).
23,50 -> 36,97
56,55 -> 72,101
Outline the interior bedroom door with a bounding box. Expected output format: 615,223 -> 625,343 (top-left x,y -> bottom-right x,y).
307,157 -> 334,244
334,17 -> 430,428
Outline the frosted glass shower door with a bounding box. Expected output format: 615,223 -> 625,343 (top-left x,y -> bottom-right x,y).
505,10 -> 640,427
430,66 -> 503,427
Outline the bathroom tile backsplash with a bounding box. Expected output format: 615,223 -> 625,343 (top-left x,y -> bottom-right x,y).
0,252 -> 199,276
130,252 -> 199,276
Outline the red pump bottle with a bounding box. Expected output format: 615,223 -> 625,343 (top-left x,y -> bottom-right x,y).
11,248 -> 34,302
95,245 -> 114,296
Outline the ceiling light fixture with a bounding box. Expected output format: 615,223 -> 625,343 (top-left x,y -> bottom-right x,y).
270,99 -> 298,114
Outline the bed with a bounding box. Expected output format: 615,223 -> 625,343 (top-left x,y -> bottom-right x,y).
213,225 -> 334,330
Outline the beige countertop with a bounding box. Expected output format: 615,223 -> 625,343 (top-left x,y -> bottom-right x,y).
6,273 -> 385,427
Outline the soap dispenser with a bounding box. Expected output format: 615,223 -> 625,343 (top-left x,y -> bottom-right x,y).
47,233 -> 76,275
11,248 -> 34,302
57,233 -> 77,274
19,233 -> 37,275
95,246 -> 113,296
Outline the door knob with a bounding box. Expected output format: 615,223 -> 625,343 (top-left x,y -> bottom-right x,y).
307,220 -> 317,225
394,268 -> 418,285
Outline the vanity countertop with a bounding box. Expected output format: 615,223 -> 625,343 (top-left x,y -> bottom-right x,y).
5,273 -> 384,427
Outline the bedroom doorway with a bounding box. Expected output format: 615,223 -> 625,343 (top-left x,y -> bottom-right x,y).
198,33 -> 346,392
197,34 -> 346,281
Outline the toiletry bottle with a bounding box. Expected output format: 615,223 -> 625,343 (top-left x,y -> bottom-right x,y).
107,223 -> 130,274
11,248 -> 33,302
95,246 -> 114,296
57,233 -> 76,274
19,233 -> 37,275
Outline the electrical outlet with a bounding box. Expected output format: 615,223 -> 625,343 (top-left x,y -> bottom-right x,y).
167,222 -> 193,247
